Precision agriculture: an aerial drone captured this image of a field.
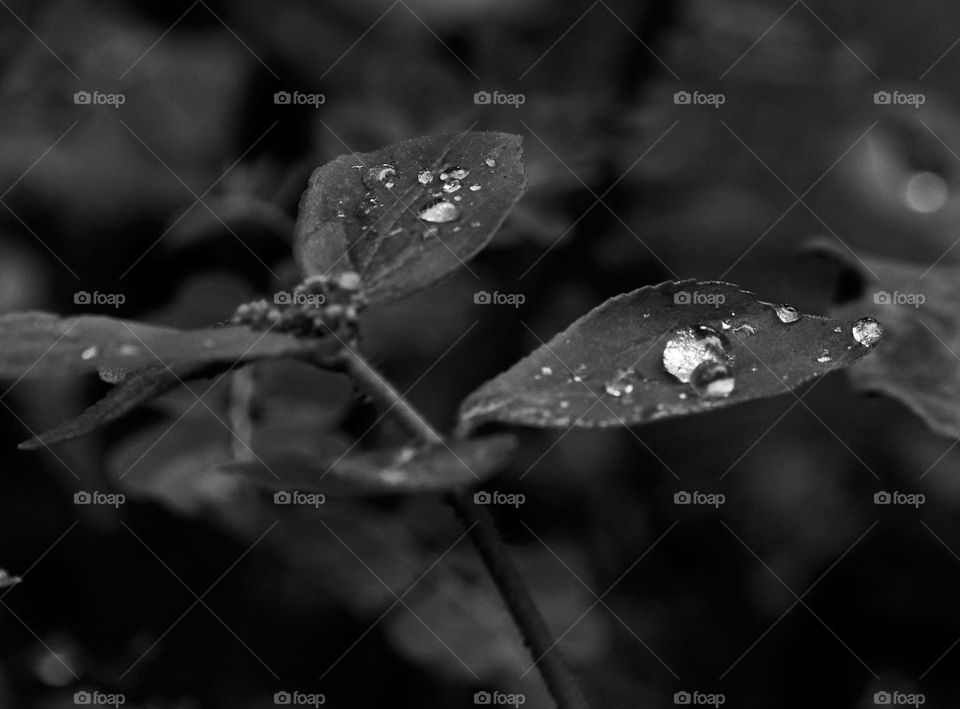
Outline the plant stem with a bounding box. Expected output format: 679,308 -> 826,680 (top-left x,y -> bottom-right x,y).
338,346 -> 589,709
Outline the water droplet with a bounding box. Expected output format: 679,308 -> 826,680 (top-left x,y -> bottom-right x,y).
852,317 -> 884,347
559,400 -> 570,409
816,349 -> 832,363
470,221 -> 481,228
904,171 -> 948,213
691,360 -> 735,399
774,304 -> 801,324
363,163 -> 397,188
833,326 -> 842,333
485,158 -> 496,168
118,344 -> 139,356
442,168 -> 469,180
721,320 -> 731,330
442,180 -> 462,194
540,366 -> 553,376
419,199 -> 461,223
604,369 -> 636,400
733,323 -> 756,336
418,170 -> 434,185
98,367 -> 126,384
662,325 -> 730,383
354,195 -> 379,218
80,346 -> 98,361
469,184 -> 482,191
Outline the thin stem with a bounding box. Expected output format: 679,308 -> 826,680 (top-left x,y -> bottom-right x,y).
338,346 -> 589,709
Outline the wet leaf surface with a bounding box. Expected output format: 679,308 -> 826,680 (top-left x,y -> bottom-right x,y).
294,131 -> 525,305
459,280 -> 880,431
0,313 -> 313,380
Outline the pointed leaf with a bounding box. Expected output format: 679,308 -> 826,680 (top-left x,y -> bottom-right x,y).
294,131 -> 525,304
458,280 -> 881,431
0,312 -> 314,380
18,361 -> 229,450
222,434 -> 517,496
810,239 -> 960,438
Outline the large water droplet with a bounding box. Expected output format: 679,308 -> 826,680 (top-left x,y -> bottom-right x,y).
662,325 -> 730,383
691,360 -> 735,399
774,304 -> 801,324
80,346 -> 98,361
485,158 -> 496,168
442,180 -> 462,194
852,317 -> 884,347
417,170 -> 434,185
419,199 -> 461,223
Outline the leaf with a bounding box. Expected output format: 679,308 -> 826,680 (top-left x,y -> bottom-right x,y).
809,239 -> 960,438
458,280 -> 881,431
0,312 -> 314,380
222,434 -> 518,496
294,131 -> 525,305
18,361 -> 229,450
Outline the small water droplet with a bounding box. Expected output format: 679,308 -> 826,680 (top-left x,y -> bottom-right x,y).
364,163 -> 397,188
418,170 -> 434,185
852,317 -> 884,348
540,366 -> 553,376
442,180 -> 462,194
469,184 -> 482,191
419,199 -> 461,223
559,400 -> 570,409
833,326 -> 842,333
721,320 -> 731,330
604,369 -> 636,401
118,344 -> 139,356
470,221 -> 481,228
442,168 -> 469,180
98,367 -> 126,384
691,360 -> 736,399
816,349 -> 832,363
733,323 -> 756,336
80,346 -> 98,361
485,158 -> 496,168
662,325 -> 731,383
774,304 -> 801,324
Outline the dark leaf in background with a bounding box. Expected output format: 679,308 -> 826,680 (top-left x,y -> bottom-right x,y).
459,280 -> 881,431
294,131 -> 526,304
0,313 -> 313,379
18,361 -> 229,450
223,434 -> 517,496
813,239 -> 960,439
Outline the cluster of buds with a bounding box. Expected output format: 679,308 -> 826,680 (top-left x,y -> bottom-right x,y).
230,271 -> 365,338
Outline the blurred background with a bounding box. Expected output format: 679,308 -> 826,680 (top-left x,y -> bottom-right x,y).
0,0 -> 959,706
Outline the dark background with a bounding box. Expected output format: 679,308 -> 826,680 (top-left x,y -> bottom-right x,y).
0,0 -> 958,707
